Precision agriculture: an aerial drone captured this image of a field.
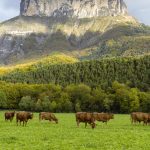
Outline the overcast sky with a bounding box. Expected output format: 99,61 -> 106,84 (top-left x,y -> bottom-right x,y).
0,0 -> 150,25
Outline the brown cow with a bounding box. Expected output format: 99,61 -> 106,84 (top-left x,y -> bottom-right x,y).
39,112 -> 58,124
130,112 -> 142,124
5,111 -> 15,122
93,113 -> 114,124
16,112 -> 33,126
76,112 -> 96,129
131,112 -> 149,125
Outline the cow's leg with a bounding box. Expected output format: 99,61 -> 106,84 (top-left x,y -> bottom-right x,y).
17,119 -> 20,126
16,119 -> 18,126
132,118 -> 135,125
85,122 -> 87,128
25,121 -> 27,126
19,120 -> 21,126
77,120 -> 80,127
24,121 -> 26,126
144,120 -> 148,126
134,120 -> 137,125
146,122 -> 148,126
23,121 -> 24,126
139,121 -> 141,125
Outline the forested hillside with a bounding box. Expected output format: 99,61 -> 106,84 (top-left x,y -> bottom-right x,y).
83,35 -> 150,60
1,55 -> 149,91
81,25 -> 150,60
0,54 -> 78,75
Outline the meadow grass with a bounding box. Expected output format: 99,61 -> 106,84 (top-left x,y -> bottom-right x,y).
0,113 -> 149,150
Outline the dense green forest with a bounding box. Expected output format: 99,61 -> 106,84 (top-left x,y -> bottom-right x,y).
0,55 -> 149,113
0,81 -> 149,113
1,55 -> 149,91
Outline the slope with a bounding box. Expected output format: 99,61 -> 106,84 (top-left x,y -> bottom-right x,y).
0,15 -> 143,64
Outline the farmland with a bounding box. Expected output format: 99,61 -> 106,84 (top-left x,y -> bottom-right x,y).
0,113 -> 150,150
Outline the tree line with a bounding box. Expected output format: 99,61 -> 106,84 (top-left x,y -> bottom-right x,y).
0,55 -> 149,91
0,81 -> 149,113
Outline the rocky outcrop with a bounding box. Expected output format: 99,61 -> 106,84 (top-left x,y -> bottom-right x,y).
0,0 -> 136,64
20,0 -> 128,18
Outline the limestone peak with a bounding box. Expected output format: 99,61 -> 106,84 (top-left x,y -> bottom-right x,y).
20,0 -> 128,18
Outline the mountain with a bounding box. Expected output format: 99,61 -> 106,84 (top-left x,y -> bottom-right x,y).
20,0 -> 127,18
0,0 -> 149,65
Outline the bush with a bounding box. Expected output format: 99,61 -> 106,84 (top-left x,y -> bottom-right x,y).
41,96 -> 51,111
0,81 -> 149,113
0,91 -> 8,108
139,92 -> 150,112
19,96 -> 34,110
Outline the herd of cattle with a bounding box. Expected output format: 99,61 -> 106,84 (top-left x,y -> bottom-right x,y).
5,111 -> 58,126
4,111 -> 150,129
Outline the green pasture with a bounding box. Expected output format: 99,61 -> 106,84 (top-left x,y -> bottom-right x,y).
0,113 -> 149,150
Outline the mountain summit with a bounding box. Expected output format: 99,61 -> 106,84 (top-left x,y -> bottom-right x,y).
20,0 -> 128,18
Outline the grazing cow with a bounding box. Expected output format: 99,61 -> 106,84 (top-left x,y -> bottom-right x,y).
131,112 -> 149,125
93,113 -> 114,124
130,112 -> 142,124
76,112 -> 96,129
5,111 -> 15,122
16,112 -> 33,126
39,112 -> 58,124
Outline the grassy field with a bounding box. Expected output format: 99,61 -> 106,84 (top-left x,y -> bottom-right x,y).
0,113 -> 150,150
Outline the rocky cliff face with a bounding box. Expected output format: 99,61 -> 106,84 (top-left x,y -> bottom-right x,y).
0,0 -> 138,65
20,0 -> 128,18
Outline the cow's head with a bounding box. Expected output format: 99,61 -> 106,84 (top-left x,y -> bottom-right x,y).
12,111 -> 15,116
91,122 -> 96,129
110,113 -> 114,119
55,118 -> 58,124
28,113 -> 33,119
